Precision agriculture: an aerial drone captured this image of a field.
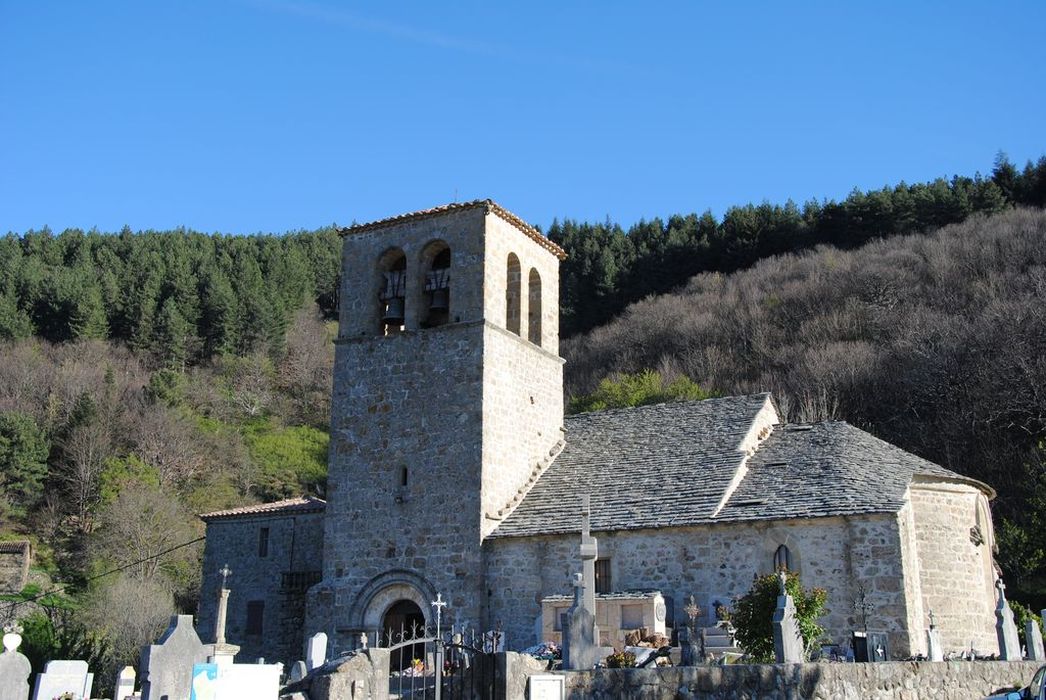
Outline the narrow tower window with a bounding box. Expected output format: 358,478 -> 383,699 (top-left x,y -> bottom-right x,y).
258,527 -> 269,557
378,248 -> 407,335
527,268 -> 542,346
506,253 -> 521,335
773,544 -> 792,571
422,242 -> 451,328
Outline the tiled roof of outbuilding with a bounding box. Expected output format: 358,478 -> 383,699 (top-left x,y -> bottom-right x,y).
200,496 -> 326,521
337,199 -> 568,260
489,397 -> 987,539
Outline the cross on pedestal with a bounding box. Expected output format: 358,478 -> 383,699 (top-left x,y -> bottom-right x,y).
928,609 -> 937,629
777,569 -> 788,595
431,593 -> 447,637
579,494 -> 598,615
219,564 -> 232,590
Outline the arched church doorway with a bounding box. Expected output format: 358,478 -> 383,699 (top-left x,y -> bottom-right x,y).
383,599 -> 426,671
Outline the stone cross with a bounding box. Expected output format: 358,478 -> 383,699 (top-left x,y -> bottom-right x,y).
928,609 -> 936,629
214,564 -> 232,646
579,494 -> 598,615
683,595 -> 701,631
772,579 -> 803,663
995,578 -> 1021,660
777,569 -> 788,595
431,593 -> 447,637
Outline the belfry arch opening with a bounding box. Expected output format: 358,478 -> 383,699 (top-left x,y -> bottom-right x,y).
421,241 -> 451,328
378,248 -> 407,335
506,253 -> 521,335
527,268 -> 542,346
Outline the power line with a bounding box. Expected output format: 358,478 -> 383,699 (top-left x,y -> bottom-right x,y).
2,536 -> 206,617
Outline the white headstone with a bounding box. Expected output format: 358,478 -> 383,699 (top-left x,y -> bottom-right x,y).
0,630 -> 32,700
31,660 -> 93,700
305,632 -> 328,671
926,627 -> 944,662
114,666 -> 136,700
528,674 -> 565,700
190,661 -> 280,700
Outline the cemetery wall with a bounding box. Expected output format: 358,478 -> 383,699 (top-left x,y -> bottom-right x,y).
909,479 -> 999,654
486,513 -> 919,656
557,660 -> 1042,700
198,510 -> 323,664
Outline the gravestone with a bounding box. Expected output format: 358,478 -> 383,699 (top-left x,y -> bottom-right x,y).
678,626 -> 704,666
994,579 -> 1021,660
139,615 -> 210,700
926,610 -> 944,662
305,632 -> 328,671
562,573 -> 600,670
31,659 -> 93,700
0,626 -> 32,700
288,660 -> 308,683
1026,619 -> 1045,661
771,571 -> 803,663
114,666 -> 136,700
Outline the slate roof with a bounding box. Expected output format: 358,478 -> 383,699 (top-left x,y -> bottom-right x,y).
490,394 -> 772,538
490,396 -> 986,539
200,496 -> 326,522
717,421 -> 980,522
337,199 -> 568,260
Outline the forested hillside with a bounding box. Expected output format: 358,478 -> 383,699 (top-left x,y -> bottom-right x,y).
563,206 -> 1046,607
0,153 -> 1044,687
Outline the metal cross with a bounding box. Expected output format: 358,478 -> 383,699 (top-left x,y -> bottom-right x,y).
431,593 -> 448,637
219,564 -> 232,589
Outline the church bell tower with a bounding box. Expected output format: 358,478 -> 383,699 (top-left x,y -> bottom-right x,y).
306,201 -> 566,649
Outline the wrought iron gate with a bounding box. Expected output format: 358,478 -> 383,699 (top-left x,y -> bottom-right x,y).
383,626 -> 501,700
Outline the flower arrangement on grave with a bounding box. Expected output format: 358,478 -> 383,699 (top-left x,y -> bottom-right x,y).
604,649 -> 636,668
409,657 -> 424,675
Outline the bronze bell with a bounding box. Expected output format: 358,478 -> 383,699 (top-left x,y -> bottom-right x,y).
429,287 -> 449,311
383,297 -> 405,322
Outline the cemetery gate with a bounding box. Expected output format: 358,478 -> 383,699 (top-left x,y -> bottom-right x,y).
381,625 -> 501,700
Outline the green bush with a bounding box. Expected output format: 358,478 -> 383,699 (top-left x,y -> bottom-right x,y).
731,570 -> 828,663
568,370 -> 718,414
605,649 -> 636,668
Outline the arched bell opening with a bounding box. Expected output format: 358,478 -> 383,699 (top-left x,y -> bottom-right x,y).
383,599 -> 427,671
420,241 -> 451,328
378,248 -> 407,335
506,253 -> 521,335
527,268 -> 542,346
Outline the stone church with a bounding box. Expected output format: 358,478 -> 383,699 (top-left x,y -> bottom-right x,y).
198,200 -> 1001,665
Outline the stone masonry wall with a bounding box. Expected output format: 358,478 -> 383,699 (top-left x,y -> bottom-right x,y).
197,510 -> 323,664
909,480 -> 998,654
0,542 -> 30,594
558,661 -> 1041,700
486,513 -> 919,656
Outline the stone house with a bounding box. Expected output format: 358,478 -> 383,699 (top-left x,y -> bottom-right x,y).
198,200 -> 999,663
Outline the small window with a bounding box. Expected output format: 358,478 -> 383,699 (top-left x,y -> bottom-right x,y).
258,527 -> 269,558
621,604 -> 644,630
246,601 -> 264,636
774,544 -> 792,571
400,466 -> 408,487
594,559 -> 611,594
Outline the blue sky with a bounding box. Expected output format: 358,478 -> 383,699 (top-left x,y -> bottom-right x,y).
2,1 -> 1044,235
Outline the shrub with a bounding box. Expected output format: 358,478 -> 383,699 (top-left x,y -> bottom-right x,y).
605,649 -> 636,668
568,370 -> 717,413
731,570 -> 828,663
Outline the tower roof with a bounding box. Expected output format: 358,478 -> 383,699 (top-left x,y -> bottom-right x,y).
337,199 -> 568,260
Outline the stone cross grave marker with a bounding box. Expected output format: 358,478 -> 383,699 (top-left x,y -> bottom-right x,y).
305,631 -> 328,671
679,595 -> 703,666
139,614 -> 210,700
1026,619 -> 1045,662
772,571 -> 803,664
926,609 -> 944,662
0,624 -> 32,700
579,494 -> 598,617
994,579 -> 1021,660
113,666 -> 136,700
31,659 -> 93,700
562,573 -> 599,670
